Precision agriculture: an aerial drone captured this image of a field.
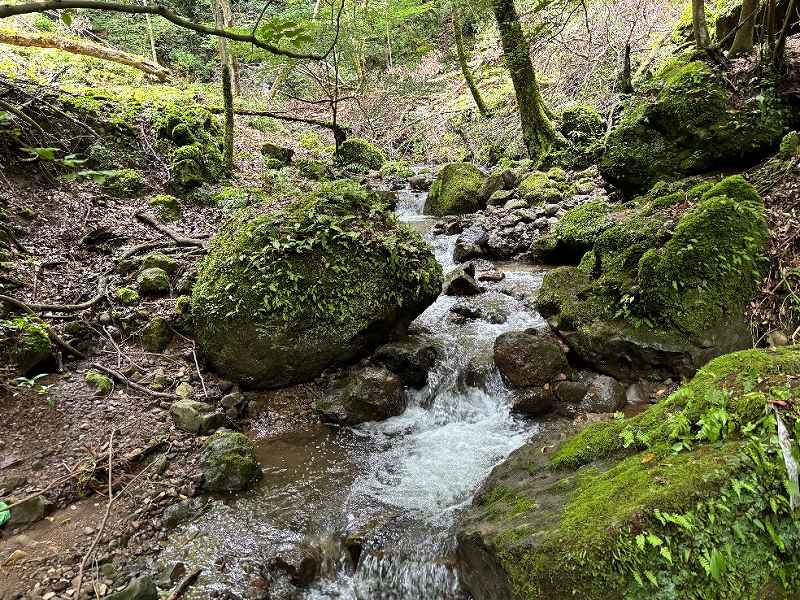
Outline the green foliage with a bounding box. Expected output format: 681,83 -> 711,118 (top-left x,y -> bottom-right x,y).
380,160 -> 414,179
100,168 -> 144,197
780,131 -> 799,158
210,186 -> 269,212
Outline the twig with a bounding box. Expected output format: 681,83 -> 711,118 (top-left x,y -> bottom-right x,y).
135,212 -> 206,249
73,430 -> 116,598
0,294 -> 86,358
118,240 -> 174,261
166,568 -> 202,600
89,362 -> 178,399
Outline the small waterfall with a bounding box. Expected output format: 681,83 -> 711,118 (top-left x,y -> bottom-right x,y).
156,176 -> 545,600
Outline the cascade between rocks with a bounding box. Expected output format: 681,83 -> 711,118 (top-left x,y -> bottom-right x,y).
158,177 -> 548,599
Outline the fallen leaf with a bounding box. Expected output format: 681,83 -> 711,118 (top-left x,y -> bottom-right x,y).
3,549 -> 27,566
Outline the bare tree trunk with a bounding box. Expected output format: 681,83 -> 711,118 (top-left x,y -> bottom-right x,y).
775,0 -> 798,68
217,0 -> 240,94
0,29 -> 170,79
490,0 -> 555,161
692,0 -> 712,49
729,0 -> 759,56
453,10 -> 490,117
222,63 -> 234,174
139,0 -> 159,63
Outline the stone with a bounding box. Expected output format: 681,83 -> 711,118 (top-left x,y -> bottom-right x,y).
141,252 -> 178,275
504,199 -> 528,210
510,386 -> 555,417
170,399 -> 225,434
424,163 -> 487,216
162,499 -> 202,529
409,174 -> 432,192
579,374 -> 625,413
261,143 -> 294,165
372,338 -> 438,388
494,330 -> 568,388
268,544 -> 323,588
319,366 -> 407,426
7,496 -> 49,527
221,391 -> 245,409
488,189 -> 515,206
461,353 -> 495,390
192,181 -> 441,389
453,225 -> 489,263
443,263 -> 483,296
175,382 -> 193,399
141,317 -> 172,352
555,380 -> 588,405
104,576 -> 158,600
136,268 -> 170,295
200,429 -> 262,492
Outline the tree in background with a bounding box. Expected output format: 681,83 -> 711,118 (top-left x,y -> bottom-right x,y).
729,0 -> 759,56
452,6 -> 490,117
692,0 -> 712,48
490,0 -> 555,161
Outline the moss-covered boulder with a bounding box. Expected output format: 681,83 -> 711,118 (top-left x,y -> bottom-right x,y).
336,137 -> 386,170
546,105 -> 606,170
115,287 -> 140,306
535,176 -> 767,380
85,370 -> 113,394
601,53 -> 794,192
424,163 -> 488,216
193,180 -> 442,389
261,142 -> 294,165
141,317 -> 172,352
296,158 -> 332,181
516,168 -> 572,206
533,200 -> 614,263
149,194 -> 181,222
136,267 -> 170,295
457,346 -> 800,599
200,429 -> 262,492
0,316 -> 52,375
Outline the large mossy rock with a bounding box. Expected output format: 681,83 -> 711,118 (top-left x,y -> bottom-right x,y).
336,137 -> 386,170
0,316 -> 52,375
424,163 -> 488,216
456,346 -> 800,600
600,53 -> 794,192
193,181 -> 442,388
535,176 -> 768,380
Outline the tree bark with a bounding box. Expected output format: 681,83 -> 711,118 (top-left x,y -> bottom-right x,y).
453,10 -> 490,117
729,0 -> 760,56
222,63 -> 234,174
775,0 -> 798,68
216,0 -> 240,95
692,0 -> 712,49
0,29 -> 170,80
490,0 -> 555,161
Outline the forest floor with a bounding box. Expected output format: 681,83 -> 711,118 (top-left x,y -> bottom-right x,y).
0,119 -> 327,599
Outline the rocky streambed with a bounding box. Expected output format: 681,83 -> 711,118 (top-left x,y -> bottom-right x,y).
155,179 -> 553,599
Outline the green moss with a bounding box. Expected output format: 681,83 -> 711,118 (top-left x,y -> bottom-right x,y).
594,212 -> 666,291
601,53 -> 793,192
638,176 -> 768,335
148,194 -> 181,222
261,142 -> 293,165
136,267 -> 170,295
479,346 -> 800,599
336,137 -> 386,170
175,295 -> 191,315
85,370 -> 113,394
200,430 -> 262,492
141,252 -> 178,275
264,157 -> 286,170
0,315 -> 52,374
296,158 -> 331,181
536,266 -> 611,330
546,104 -> 606,170
115,287 -> 140,306
424,162 -> 487,216
379,160 -> 414,179
170,142 -> 222,191
517,169 -> 572,205
192,179 -> 443,387
541,201 -> 614,263
779,131 -> 799,157
101,169 -> 144,197
209,186 -> 263,212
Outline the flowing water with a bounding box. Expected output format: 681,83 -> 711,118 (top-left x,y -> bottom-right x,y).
158,181 -> 546,599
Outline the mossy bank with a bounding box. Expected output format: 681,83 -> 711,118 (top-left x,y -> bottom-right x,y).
457,346 -> 800,600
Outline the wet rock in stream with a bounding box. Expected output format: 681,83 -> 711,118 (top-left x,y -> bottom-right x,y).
319,364 -> 408,425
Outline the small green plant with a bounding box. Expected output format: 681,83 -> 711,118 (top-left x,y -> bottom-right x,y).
15,373 -> 54,407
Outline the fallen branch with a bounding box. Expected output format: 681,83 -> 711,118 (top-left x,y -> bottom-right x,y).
0,29 -> 171,81
0,294 -> 86,358
118,240 -> 174,261
206,106 -> 351,142
89,362 -> 178,400
166,568 -> 202,600
135,212 -> 207,249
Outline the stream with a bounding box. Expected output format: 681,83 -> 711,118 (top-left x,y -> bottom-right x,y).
158,180 -> 547,599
